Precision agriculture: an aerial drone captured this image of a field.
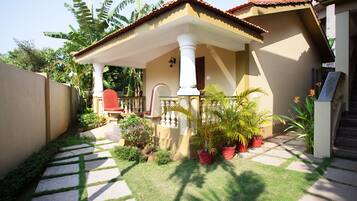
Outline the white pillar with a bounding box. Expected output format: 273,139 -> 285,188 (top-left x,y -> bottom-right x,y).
336,11 -> 350,109
177,33 -> 200,96
314,101 -> 332,158
93,63 -> 104,97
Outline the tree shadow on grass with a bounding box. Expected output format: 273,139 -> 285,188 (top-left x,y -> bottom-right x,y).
168,159 -> 207,201
169,159 -> 265,201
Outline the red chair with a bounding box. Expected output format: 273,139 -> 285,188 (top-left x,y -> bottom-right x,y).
103,89 -> 124,114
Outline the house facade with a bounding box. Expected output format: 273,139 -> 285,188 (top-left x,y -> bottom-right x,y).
73,0 -> 333,159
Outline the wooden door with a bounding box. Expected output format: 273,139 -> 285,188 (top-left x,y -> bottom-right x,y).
196,57 -> 205,91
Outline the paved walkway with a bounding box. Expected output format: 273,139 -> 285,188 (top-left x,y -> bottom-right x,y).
32,139 -> 134,201
239,132 -> 357,201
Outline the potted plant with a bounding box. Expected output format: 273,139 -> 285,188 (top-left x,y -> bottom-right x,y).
166,105 -> 218,165
204,85 -> 265,158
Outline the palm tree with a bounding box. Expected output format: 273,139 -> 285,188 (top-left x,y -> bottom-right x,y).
44,0 -> 163,105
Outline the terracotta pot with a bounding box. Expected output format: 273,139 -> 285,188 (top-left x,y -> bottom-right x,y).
222,145 -> 236,160
238,143 -> 248,153
251,136 -> 263,148
197,150 -> 213,165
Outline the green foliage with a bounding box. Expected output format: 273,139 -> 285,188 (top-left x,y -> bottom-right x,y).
114,146 -> 142,161
0,40 -> 57,73
119,115 -> 153,148
43,0 -> 163,107
0,135 -> 90,201
78,111 -> 106,130
155,149 -> 172,165
283,96 -> 315,153
205,85 -> 267,146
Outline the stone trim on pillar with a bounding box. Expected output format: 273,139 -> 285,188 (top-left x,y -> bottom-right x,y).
177,33 -> 200,96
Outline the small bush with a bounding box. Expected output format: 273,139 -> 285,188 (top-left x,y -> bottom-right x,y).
119,115 -> 153,148
78,112 -> 106,130
155,150 -> 172,165
114,146 -> 142,161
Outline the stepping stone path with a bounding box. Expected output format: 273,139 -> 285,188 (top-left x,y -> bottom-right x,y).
245,133 -> 357,200
32,139 -> 135,201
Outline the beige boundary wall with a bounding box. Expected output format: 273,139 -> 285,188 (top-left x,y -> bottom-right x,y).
0,63 -> 78,178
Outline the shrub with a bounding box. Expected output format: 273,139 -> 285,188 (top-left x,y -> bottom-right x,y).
284,95 -> 315,153
114,146 -> 142,161
119,115 -> 153,148
155,149 -> 172,165
78,112 -> 106,130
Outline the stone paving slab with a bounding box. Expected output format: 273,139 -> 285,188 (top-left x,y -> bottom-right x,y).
273,135 -> 296,141
285,139 -> 305,146
331,158 -> 357,172
324,167 -> 357,186
237,152 -> 256,159
60,144 -> 91,151
299,194 -> 329,201
87,180 -> 132,201
264,149 -> 295,159
251,155 -> 286,166
266,137 -> 289,144
261,142 -> 279,149
43,164 -> 79,176
55,147 -> 96,159
304,178 -> 357,201
35,174 -> 79,192
86,168 -> 120,185
84,151 -> 112,161
93,139 -> 115,145
52,157 -> 79,164
248,147 -> 268,154
299,153 -> 323,164
98,143 -> 116,150
32,190 -> 79,201
286,161 -> 318,173
85,158 -> 117,171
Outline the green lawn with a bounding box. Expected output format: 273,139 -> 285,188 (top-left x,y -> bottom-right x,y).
113,156 -> 330,201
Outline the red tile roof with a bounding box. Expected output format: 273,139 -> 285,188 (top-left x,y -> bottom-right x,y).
227,0 -> 311,13
74,0 -> 267,58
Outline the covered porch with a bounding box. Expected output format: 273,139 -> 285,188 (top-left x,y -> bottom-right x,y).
74,0 -> 266,158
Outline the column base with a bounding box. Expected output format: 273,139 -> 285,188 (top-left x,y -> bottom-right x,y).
177,87 -> 200,96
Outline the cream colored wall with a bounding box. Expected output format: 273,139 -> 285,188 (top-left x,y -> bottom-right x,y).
144,44 -> 237,109
0,63 -> 46,178
49,80 -> 72,140
0,63 -> 78,178
247,12 -> 321,125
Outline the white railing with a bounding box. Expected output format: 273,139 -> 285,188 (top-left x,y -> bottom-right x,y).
200,97 -> 236,124
120,96 -> 145,114
98,96 -> 145,115
160,97 -> 179,128
314,72 -> 345,158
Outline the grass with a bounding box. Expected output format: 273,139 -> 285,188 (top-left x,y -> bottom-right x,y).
113,156 -> 330,201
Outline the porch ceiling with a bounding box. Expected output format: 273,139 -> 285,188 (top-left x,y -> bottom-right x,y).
74,2 -> 266,68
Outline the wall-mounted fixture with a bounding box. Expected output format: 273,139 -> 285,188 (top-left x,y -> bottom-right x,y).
169,57 -> 176,67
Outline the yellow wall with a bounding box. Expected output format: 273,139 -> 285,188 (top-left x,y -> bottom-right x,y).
0,63 -> 78,178
144,44 -> 238,109
247,12 -> 321,131
49,80 -> 72,140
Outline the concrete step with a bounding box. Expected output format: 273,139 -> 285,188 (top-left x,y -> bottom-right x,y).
335,136 -> 357,147
340,117 -> 357,127
338,127 -> 357,137
333,146 -> 357,160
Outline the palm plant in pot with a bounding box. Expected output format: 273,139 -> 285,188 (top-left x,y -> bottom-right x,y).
205,85 -> 265,157
165,104 -> 219,165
